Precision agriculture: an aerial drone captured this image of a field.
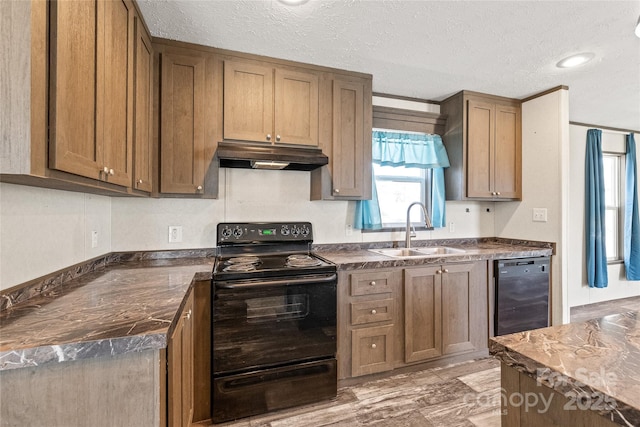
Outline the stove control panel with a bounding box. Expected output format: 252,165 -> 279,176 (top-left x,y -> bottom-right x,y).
217,222 -> 313,244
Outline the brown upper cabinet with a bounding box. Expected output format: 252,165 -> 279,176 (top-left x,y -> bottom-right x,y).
440,91 -> 522,201
132,13 -> 154,193
49,0 -> 135,188
223,59 -> 319,146
156,44 -> 218,196
311,74 -> 373,201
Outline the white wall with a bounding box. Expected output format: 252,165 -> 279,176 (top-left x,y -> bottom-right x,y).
494,88 -> 570,325
567,125 -> 640,307
0,183 -> 111,289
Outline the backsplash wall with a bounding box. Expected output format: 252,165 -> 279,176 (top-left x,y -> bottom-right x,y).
1,170 -> 495,290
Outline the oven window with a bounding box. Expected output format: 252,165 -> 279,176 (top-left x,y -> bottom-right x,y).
246,294 -> 309,323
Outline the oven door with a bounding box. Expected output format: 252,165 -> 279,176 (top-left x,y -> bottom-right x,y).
213,273 -> 337,375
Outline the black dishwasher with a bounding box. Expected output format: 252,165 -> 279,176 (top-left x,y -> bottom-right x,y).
494,257 -> 550,336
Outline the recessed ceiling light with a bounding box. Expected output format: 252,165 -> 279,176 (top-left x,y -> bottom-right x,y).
277,0 -> 309,5
556,52 -> 595,68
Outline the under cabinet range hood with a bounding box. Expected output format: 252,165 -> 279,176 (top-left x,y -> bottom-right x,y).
215,141 -> 329,171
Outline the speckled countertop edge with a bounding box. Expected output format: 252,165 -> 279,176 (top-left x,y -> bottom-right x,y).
490,312 -> 640,426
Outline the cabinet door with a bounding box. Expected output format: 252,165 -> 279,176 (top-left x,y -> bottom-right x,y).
132,14 -> 153,192
168,292 -> 194,427
441,263 -> 478,355
331,77 -> 368,198
274,69 -> 319,146
494,104 -> 521,199
403,266 -> 442,363
101,0 -> 134,187
161,51 -> 206,194
351,325 -> 394,377
223,60 -> 273,143
466,99 -> 494,198
49,0 -> 102,180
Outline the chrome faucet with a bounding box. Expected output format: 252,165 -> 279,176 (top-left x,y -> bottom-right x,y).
405,202 -> 433,249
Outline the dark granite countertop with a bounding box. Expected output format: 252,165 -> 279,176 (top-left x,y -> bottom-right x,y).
0,238 -> 552,372
0,258 -> 213,371
316,238 -> 553,270
490,312 -> 640,426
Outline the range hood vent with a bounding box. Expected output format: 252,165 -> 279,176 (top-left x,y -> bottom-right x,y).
215,141 -> 328,171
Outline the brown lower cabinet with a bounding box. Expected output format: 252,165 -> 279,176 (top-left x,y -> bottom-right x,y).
167,289 -> 194,427
338,262 -> 489,380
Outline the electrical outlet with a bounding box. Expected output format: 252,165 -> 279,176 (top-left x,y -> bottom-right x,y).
532,208 -> 548,222
168,226 -> 183,243
345,224 -> 353,236
91,230 -> 98,248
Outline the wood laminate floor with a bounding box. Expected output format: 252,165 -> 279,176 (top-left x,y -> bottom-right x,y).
209,296 -> 640,427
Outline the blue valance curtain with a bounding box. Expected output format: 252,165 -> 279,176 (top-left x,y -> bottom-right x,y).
585,129 -> 608,288
354,131 -> 450,230
624,133 -> 640,280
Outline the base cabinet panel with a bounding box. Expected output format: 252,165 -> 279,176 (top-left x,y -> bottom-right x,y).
339,262 -> 489,380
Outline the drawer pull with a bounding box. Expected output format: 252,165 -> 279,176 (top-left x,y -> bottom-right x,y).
371,309 -> 377,315
369,281 -> 376,286
371,343 -> 377,349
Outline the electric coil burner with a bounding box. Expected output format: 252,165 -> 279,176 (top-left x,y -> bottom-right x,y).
212,222 -> 337,423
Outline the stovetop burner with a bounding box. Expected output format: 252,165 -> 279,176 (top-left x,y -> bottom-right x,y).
213,222 -> 336,281
286,254 -> 322,268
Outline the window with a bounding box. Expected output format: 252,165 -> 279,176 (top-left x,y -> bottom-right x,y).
603,153 -> 625,261
373,163 -> 431,228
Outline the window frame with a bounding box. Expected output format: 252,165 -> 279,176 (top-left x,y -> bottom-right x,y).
363,105 -> 446,233
372,162 -> 433,229
602,151 -> 625,263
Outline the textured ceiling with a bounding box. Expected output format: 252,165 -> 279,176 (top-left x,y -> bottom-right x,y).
138,0 -> 640,131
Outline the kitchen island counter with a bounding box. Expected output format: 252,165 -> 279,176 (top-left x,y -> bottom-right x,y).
490,312 -> 640,426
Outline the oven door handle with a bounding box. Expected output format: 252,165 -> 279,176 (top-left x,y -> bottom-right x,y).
215,273 -> 337,289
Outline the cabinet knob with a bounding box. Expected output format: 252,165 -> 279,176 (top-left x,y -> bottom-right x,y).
436,270 -> 442,274
443,269 -> 449,273
276,134 -> 281,142
266,134 -> 271,141
496,192 -> 501,196
334,189 -> 340,194
103,166 -> 109,174
371,343 -> 377,349
196,185 -> 203,191
371,309 -> 377,315
369,281 -> 376,286
109,169 -> 114,176
137,179 -> 143,185
186,309 -> 192,320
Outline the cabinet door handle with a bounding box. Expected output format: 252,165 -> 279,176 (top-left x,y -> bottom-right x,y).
266,134 -> 271,141
371,343 -> 377,349
371,309 -> 377,315
276,134 -> 281,142
369,281 -> 376,286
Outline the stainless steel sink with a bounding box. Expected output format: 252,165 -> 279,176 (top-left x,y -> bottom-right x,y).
369,247 -> 466,258
413,246 -> 466,255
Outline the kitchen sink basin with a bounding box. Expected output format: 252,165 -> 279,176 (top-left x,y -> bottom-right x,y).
369,247 -> 466,258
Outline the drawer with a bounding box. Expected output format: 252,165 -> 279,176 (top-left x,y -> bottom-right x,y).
351,325 -> 394,377
350,270 -> 394,296
351,299 -> 394,325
